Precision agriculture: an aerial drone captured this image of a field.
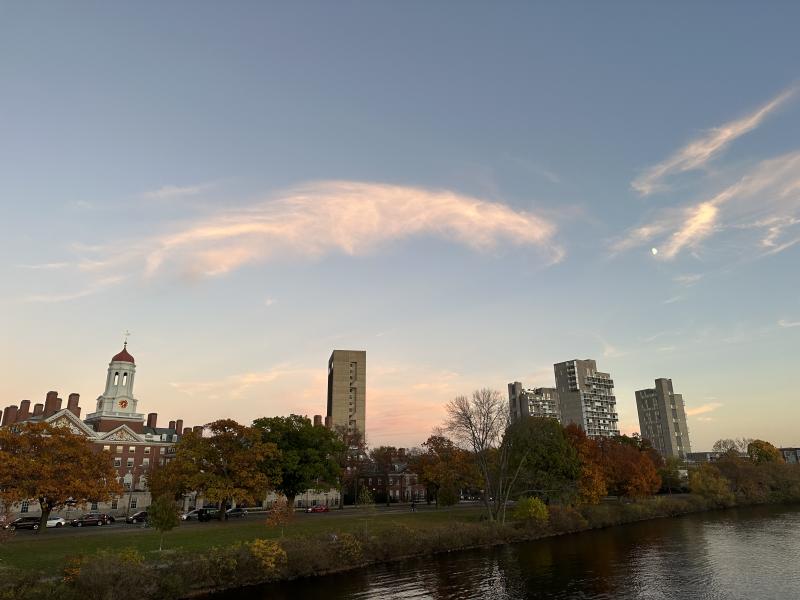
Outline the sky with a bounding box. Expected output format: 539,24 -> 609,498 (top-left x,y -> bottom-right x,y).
1,2 -> 799,451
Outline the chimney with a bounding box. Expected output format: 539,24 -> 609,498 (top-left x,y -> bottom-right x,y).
168,420 -> 176,430
43,391 -> 60,418
313,415 -> 322,427
324,415 -> 332,428
2,406 -> 14,426
147,413 -> 158,428
3,405 -> 19,425
67,394 -> 80,417
183,427 -> 191,435
18,400 -> 31,421
193,425 -> 203,434
175,419 -> 184,433
33,403 -> 44,417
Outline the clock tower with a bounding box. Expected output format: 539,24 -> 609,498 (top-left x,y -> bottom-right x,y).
84,343 -> 145,432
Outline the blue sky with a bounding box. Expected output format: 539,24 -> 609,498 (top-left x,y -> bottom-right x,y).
1,2 -> 799,449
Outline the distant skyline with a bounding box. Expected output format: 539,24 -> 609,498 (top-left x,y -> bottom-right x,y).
1,3 -> 799,450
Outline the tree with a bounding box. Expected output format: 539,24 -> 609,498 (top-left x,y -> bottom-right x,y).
164,419 -> 279,520
252,415 -> 345,508
504,417 -> 580,505
411,435 -> 477,507
659,456 -> 684,494
564,424 -> 607,504
597,436 -> 661,499
747,440 -> 783,464
689,464 -> 735,507
332,425 -> 367,507
148,494 -> 180,551
0,422 -> 122,533
445,389 -> 510,522
266,496 -> 293,538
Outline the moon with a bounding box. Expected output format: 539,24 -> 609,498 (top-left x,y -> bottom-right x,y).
651,247 -> 658,256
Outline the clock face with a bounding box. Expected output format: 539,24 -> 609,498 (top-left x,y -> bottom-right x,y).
118,400 -> 129,409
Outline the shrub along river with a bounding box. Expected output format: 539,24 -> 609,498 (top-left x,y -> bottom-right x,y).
209,504 -> 800,599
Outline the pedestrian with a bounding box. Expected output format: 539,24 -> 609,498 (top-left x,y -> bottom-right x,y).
411,500 -> 416,512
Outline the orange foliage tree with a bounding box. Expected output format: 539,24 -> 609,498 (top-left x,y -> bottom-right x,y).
154,419 -> 280,520
596,435 -> 661,499
0,422 -> 122,533
564,424 -> 607,504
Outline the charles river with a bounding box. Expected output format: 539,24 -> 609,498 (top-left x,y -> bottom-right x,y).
212,505 -> 800,599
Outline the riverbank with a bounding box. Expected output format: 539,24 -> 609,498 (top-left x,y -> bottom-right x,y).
0,494 -> 762,600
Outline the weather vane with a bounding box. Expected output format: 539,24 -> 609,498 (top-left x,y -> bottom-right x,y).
123,329 -> 131,346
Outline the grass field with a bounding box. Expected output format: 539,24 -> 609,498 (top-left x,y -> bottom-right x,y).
0,506 -> 484,574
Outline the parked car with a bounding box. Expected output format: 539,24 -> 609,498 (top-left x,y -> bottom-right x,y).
225,507 -> 248,518
125,511 -> 148,524
197,508 -> 219,522
4,517 -> 40,531
71,513 -> 110,527
181,509 -> 201,521
46,517 -> 67,528
306,505 -> 330,513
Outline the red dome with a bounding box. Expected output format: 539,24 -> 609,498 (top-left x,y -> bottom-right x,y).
111,345 -> 135,364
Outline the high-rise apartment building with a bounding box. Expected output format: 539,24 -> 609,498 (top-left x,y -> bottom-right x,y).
636,378 -> 691,459
326,350 -> 366,436
508,382 -> 561,422
554,359 -> 619,437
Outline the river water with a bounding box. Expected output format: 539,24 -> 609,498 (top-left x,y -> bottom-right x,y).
218,505 -> 800,599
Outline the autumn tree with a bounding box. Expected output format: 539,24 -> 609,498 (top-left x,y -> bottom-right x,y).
689,464 -> 735,507
597,435 -> 661,499
411,435 -> 477,507
252,415 -> 344,508
564,424 -> 607,504
747,440 -> 783,464
0,422 -> 121,533
161,419 -> 279,520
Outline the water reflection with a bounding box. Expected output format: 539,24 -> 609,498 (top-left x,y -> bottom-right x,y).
212,505 -> 800,599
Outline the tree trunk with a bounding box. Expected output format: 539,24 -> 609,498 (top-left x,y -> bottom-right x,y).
36,501 -> 52,534
286,494 -> 296,512
218,499 -> 226,520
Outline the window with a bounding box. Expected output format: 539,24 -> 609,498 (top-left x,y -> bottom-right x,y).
128,446 -> 135,453
116,446 -> 122,454
91,502 -> 98,510
130,498 -> 137,509
111,499 -> 118,510
122,373 -> 127,386
127,458 -> 134,468
21,501 -> 29,513
142,458 -> 149,467
114,458 -> 121,468
144,447 -> 151,454
103,445 -> 110,452
114,372 -> 119,385
160,447 -> 166,455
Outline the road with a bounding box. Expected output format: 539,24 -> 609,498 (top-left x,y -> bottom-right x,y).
4,502 -> 480,539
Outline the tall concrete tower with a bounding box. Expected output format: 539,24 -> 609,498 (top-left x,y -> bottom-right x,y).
326,350 -> 366,437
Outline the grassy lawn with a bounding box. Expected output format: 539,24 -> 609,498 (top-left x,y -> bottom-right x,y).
0,507 -> 483,574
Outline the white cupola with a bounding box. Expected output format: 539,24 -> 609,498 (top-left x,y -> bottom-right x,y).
87,343 -> 143,420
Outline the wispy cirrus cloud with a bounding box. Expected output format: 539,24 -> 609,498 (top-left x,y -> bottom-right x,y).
28,180 -> 562,299
21,276 -> 126,303
614,151 -> 800,260
143,182 -> 214,201
686,402 -> 724,417
674,273 -> 703,286
632,87 -> 795,196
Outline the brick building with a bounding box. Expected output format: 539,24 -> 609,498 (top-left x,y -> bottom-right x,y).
1,344 -> 197,517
